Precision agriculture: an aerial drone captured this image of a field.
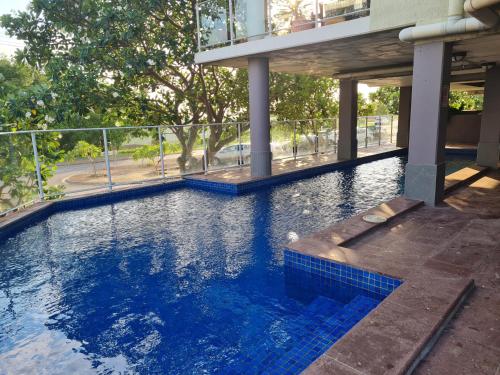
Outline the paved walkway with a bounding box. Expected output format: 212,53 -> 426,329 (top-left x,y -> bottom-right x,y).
412,170 -> 500,375
302,171 -> 500,375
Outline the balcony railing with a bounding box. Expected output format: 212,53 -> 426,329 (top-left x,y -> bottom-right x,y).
196,0 -> 371,51
0,115 -> 396,217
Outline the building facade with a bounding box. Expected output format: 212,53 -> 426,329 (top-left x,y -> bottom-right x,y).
195,0 -> 500,205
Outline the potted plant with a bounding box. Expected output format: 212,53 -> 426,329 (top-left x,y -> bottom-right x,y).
277,0 -> 315,33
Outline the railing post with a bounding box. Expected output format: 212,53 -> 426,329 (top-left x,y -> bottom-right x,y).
333,118 -> 337,154
31,132 -> 44,201
228,0 -> 235,45
315,0 -> 320,28
365,117 -> 368,148
314,120 -> 319,155
237,122 -> 243,166
390,115 -> 394,144
102,129 -> 112,191
158,126 -> 166,178
293,121 -> 297,160
202,125 -> 208,174
378,117 -> 382,146
267,0 -> 272,35
196,1 -> 202,51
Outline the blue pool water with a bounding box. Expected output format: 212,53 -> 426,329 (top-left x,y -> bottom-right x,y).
0,156 -> 472,374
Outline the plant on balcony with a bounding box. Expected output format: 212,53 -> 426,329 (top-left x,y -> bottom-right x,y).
276,0 -> 315,32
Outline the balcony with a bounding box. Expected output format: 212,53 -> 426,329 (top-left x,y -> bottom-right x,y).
196,0 -> 371,51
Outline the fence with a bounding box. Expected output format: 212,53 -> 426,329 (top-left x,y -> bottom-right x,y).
0,115 -> 396,216
197,0 -> 370,50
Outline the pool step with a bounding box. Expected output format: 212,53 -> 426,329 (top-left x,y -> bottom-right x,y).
224,295 -> 380,375
261,295 -> 380,375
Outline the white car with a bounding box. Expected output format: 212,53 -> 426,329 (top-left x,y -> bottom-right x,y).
213,144 -> 251,166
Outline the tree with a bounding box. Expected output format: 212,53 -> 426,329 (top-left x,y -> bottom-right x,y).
67,141 -> 102,175
132,144 -> 159,167
1,0 -> 249,173
0,58 -> 64,208
449,91 -> 483,112
369,87 -> 400,115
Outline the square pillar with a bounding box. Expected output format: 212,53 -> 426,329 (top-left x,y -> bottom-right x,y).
249,57 -> 272,177
338,79 -> 358,160
477,66 -> 500,168
396,86 -> 412,148
404,42 -> 452,206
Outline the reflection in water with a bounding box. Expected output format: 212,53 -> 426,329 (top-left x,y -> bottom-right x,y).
0,156 -> 470,374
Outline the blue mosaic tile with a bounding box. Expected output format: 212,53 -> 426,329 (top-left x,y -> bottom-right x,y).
284,250 -> 403,298
185,148 -> 407,195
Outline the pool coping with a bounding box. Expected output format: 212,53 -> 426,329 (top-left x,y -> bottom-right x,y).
284,169 -> 489,375
184,148 -> 408,194
0,149 -> 407,240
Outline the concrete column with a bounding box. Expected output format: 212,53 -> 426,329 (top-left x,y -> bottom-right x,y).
404,42 -> 452,206
338,79 -> 358,160
249,57 -> 272,177
477,66 -> 500,168
396,86 -> 412,148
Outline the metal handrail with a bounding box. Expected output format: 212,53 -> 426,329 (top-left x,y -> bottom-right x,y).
196,0 -> 371,51
0,115 -> 396,216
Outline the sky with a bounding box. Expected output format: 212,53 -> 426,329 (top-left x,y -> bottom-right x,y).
0,0 -> 30,56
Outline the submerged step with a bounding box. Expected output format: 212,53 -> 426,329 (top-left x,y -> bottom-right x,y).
222,295 -> 343,375
225,295 -> 382,375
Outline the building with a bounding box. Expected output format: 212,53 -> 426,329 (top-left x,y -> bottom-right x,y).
195,0 -> 500,205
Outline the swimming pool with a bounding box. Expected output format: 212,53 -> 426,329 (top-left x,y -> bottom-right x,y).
0,156 -> 472,374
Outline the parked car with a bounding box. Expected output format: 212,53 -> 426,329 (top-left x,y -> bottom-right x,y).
213,144 -> 251,166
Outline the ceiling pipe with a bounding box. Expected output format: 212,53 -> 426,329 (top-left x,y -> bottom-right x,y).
399,0 -> 500,42
465,0 -> 500,26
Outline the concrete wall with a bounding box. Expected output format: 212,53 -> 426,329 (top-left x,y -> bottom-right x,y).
370,0 -> 449,31
446,113 -> 482,145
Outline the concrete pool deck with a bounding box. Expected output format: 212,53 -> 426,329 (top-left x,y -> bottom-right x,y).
288,167 -> 499,375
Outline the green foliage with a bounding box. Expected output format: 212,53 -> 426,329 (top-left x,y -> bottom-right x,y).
449,91 -> 483,112
132,145 -> 159,166
271,74 -> 338,120
369,87 -> 400,115
67,141 -> 102,175
0,58 -> 65,209
1,1 -> 343,172
357,94 -> 376,116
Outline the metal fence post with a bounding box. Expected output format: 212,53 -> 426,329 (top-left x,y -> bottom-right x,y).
365,117 -> 368,148
31,132 -> 44,201
158,126 -> 165,178
196,1 -> 202,51
102,129 -> 112,191
228,0 -> 235,45
390,115 -> 394,144
267,0 -> 273,35
202,125 -> 208,174
379,118 -> 382,146
315,0 -> 319,27
237,122 -> 243,166
293,121 -> 297,160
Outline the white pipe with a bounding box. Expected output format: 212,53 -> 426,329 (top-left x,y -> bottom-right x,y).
399,17 -> 489,42
399,0 -> 500,42
464,0 -> 500,27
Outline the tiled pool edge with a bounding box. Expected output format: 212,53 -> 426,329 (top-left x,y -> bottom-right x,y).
284,250 -> 403,298
284,197 -> 477,375
185,148 -> 408,194
0,150 -> 406,241
0,180 -> 186,241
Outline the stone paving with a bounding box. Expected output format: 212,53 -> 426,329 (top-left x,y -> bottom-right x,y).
298,168 -> 500,374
